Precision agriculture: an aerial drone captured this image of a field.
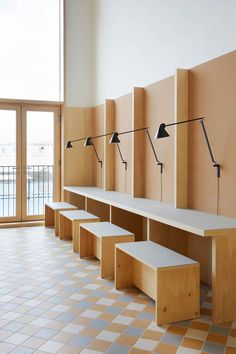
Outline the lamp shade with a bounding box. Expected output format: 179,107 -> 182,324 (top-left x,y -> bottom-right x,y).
155,123 -> 170,139
109,132 -> 120,144
65,140 -> 73,149
84,137 -> 93,146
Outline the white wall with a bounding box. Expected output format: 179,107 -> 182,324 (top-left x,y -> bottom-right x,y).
66,0 -> 236,107
65,0 -> 94,107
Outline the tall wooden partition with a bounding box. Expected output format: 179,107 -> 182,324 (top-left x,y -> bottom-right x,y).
92,104 -> 104,188
64,107 -> 93,186
144,77 -> 175,203
188,51 -> 236,218
104,99 -> 115,190
174,69 -> 189,208
114,94 -> 132,194
132,87 -> 145,197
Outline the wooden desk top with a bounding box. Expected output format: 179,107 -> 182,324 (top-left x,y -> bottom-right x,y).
60,209 -> 100,221
45,202 -> 77,210
116,241 -> 198,269
64,186 -> 236,237
80,222 -> 134,238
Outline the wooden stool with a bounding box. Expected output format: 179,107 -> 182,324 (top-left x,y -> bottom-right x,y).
79,222 -> 135,279
59,210 -> 100,252
45,202 -> 78,236
115,241 -> 200,324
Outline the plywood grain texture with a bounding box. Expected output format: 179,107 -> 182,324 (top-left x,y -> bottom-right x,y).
188,50 -> 236,217
144,77 -> 175,203
132,87 -> 145,197
104,99 -> 115,190
114,94 -> 132,194
175,69 -> 188,208
92,104 -> 104,188
64,107 -> 93,186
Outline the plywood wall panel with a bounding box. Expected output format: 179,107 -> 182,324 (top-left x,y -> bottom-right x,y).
188,51 -> 236,217
92,104 -> 104,188
104,99 -> 115,190
64,107 -> 93,186
114,94 -> 132,194
144,77 -> 175,204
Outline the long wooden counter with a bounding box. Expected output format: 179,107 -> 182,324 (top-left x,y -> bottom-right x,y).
64,185 -> 236,323
64,186 -> 236,237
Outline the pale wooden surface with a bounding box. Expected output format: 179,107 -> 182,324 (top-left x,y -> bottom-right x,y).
110,205 -> 146,241
114,94 -> 132,194
144,76 -> 175,203
116,241 -> 197,269
157,264 -> 199,324
92,104 -> 104,188
86,198 -> 110,221
80,224 -> 134,279
132,87 -> 145,197
45,202 -> 76,210
59,209 -> 99,221
45,202 -> 78,234
79,222 -> 134,238
188,51 -> 236,218
45,205 -> 54,227
63,107 -> 93,186
104,99 -> 115,191
212,234 -> 236,323
54,205 -> 78,236
64,186 -> 236,237
175,69 -> 188,208
63,190 -> 85,209
115,243 -> 200,324
73,218 -> 100,253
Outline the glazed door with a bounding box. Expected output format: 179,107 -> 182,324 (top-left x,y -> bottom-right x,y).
21,106 -> 61,221
0,105 -> 21,222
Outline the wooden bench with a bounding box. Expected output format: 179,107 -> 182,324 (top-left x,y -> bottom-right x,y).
79,222 -> 135,279
115,241 -> 200,324
59,210 -> 100,252
45,202 -> 78,236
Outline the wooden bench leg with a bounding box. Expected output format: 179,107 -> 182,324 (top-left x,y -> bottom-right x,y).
101,236 -> 134,279
80,229 -> 93,258
115,248 -> 133,289
156,264 -> 200,324
54,210 -> 60,236
72,221 -> 82,253
72,219 -> 100,254
45,205 -> 54,227
101,238 -> 115,279
60,215 -> 72,240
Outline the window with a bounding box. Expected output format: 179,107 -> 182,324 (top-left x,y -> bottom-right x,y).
0,0 -> 63,101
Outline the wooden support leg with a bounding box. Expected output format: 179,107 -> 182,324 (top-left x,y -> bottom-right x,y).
59,215 -> 72,240
79,229 -> 94,258
72,219 -> 100,254
101,236 -> 135,280
115,248 -> 133,289
54,210 -> 60,236
101,238 -> 115,279
45,205 -> 54,227
72,221 -> 81,253
156,264 -> 200,324
212,235 -> 236,323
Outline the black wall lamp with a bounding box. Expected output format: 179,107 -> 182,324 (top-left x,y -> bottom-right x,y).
84,137 -> 102,168
109,132 -> 127,170
65,135 -> 103,168
109,127 -> 163,174
155,117 -> 220,178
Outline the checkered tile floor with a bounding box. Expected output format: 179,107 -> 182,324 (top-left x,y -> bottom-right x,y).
0,227 -> 235,354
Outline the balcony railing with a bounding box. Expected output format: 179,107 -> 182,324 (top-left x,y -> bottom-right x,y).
0,165 -> 54,217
